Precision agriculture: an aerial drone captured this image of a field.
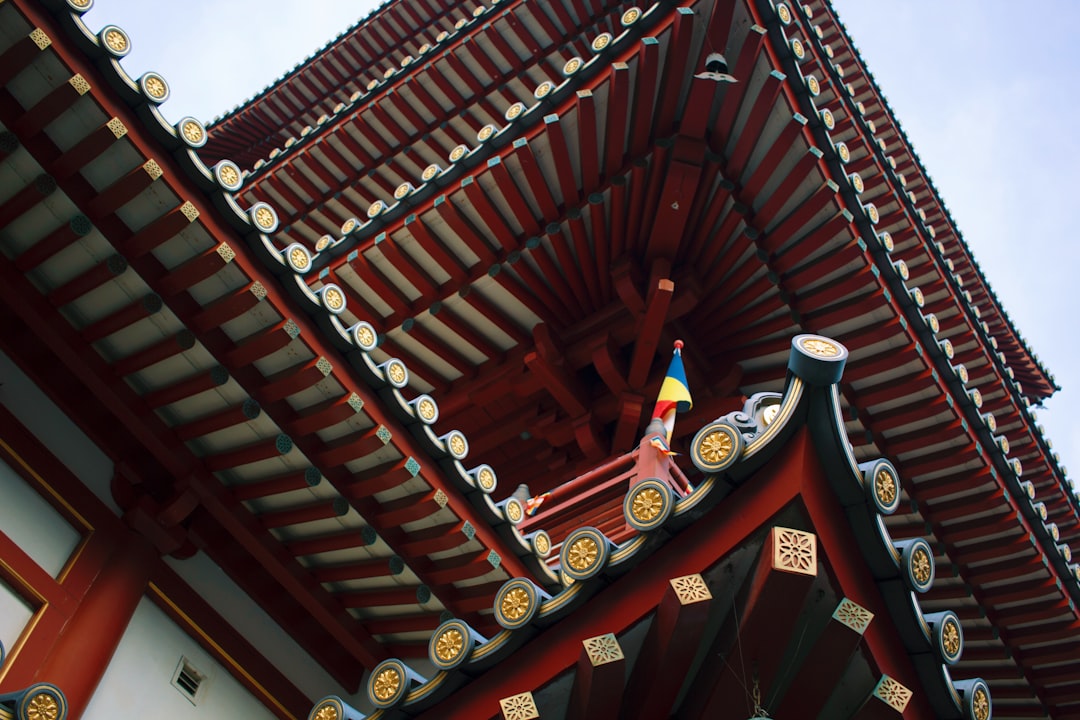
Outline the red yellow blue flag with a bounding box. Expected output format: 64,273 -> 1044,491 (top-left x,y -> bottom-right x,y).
651,340 -> 693,443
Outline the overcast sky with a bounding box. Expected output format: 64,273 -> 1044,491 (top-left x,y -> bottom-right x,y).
79,0 -> 1077,488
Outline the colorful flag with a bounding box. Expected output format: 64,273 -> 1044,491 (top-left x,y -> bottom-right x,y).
525,491 -> 552,516
651,340 -> 693,444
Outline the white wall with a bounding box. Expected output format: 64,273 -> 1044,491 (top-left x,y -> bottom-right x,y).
166,552 -> 368,710
0,351 -> 117,515
0,457 -> 81,578
82,597 -> 275,720
0,579 -> 34,665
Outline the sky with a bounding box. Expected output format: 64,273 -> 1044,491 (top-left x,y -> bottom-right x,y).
78,0 -> 1077,488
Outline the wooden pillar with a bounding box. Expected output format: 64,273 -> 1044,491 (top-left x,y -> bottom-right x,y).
34,533 -> 156,719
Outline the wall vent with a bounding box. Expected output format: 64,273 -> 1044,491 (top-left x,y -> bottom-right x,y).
171,657 -> 207,705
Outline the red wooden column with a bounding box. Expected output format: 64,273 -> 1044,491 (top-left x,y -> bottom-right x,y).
34,533 -> 156,719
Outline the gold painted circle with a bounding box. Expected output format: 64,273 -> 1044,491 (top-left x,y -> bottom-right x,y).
926,313 -> 939,333
418,43 -> 431,54
972,688 -> 990,720
387,361 -> 407,385
25,694 -> 59,720
563,57 -> 582,75
313,702 -> 339,720
998,436 -> 1009,454
417,398 -> 437,421
254,206 -> 276,229
289,247 -> 310,270
400,55 -> 413,67
395,183 -> 412,199
621,7 -> 641,25
372,667 -> 401,702
450,144 -> 468,162
181,120 -> 204,144
880,230 -> 894,251
821,108 -> 835,130
534,81 -> 554,99
70,0 -> 92,7
957,365 -> 969,384
777,3 -> 792,23
354,324 -> 376,348
631,486 -> 665,524
942,619 -> 961,658
505,102 -> 524,120
422,164 -> 441,181
791,38 -> 805,60
341,218 -> 357,234
448,432 -> 467,457
323,287 -> 345,311
911,547 -> 932,586
800,337 -> 841,357
382,67 -> 395,79
501,586 -> 532,621
477,124 -> 495,141
762,403 -> 780,426
851,173 -> 864,193
367,200 -> 384,218
911,287 -> 925,307
455,18 -> 468,29
477,466 -> 496,491
533,532 -> 550,555
895,260 -> 909,280
875,468 -> 897,507
566,536 -> 599,572
472,5 -> 485,17
437,30 -> 450,42
591,33 -> 612,51
807,75 -> 820,95
144,75 -> 167,99
315,234 -> 332,252
366,79 -> 379,91
836,141 -> 850,163
971,389 -> 983,408
218,164 -> 240,188
104,28 -> 128,53
434,627 -> 464,663
506,500 -> 523,523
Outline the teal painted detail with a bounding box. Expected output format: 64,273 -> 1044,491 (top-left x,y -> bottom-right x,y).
462,521 -> 476,540
376,425 -> 392,444
405,457 -> 421,476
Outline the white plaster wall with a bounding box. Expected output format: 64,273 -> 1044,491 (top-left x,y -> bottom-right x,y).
0,351 -> 117,514
83,597 -> 275,720
0,457 -> 81,578
0,579 -> 34,664
166,551 -> 368,709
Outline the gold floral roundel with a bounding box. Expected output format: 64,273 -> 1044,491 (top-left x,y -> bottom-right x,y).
925,312 -> 939,333
631,487 -> 664,523
394,182 -> 413,199
820,108 -> 835,130
322,285 -> 345,312
67,0 -> 92,10
790,37 -> 805,60
970,388 -> 983,408
505,102 -> 525,121
591,33 -> 612,52
352,322 -> 377,350
534,81 -> 554,99
315,234 -> 333,252
454,17 -> 468,29
505,499 -> 524,523
942,618 -> 961,659
341,217 -> 358,234
850,172 -> 864,193
880,230 -> 894,252
621,7 -> 642,25
449,144 -> 469,162
875,468 -> 897,507
691,420 -> 743,475
800,336 -> 841,358
216,162 -> 242,190
475,465 -> 496,491
287,245 -> 311,272
386,360 -> 408,386
502,587 -> 531,620
446,431 -> 468,458
24,693 -> 60,720
432,625 -> 465,665
477,124 -> 496,142
911,287 -> 925,307
142,73 -> 168,100
371,666 -> 402,703
563,57 -> 583,75
312,701 -> 340,720
367,200 -> 384,218
102,26 -> 129,55
776,3 -> 792,23
806,75 -> 820,96
495,578 -> 539,628
180,118 -> 205,146
566,536 -> 599,572
416,396 -> 438,423
422,163 -> 442,181
835,141 -> 850,163
956,364 -> 969,384
533,531 -> 551,556
910,546 -> 932,588
972,687 -> 990,720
